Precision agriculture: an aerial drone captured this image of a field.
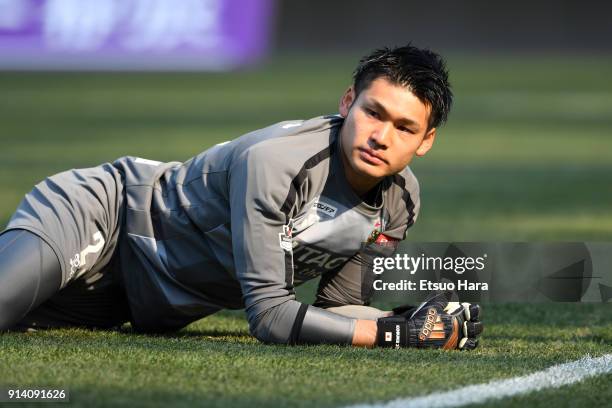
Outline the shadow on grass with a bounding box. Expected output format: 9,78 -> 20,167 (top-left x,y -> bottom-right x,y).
117,326 -> 250,339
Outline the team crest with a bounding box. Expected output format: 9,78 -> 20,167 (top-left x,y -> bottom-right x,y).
367,229 -> 382,244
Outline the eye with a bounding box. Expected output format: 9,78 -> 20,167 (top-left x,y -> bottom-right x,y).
397,125 -> 415,134
364,107 -> 380,119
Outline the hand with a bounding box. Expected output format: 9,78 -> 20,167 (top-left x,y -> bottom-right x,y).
376,292 -> 483,350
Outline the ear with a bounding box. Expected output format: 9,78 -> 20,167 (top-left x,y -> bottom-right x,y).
339,86 -> 355,118
415,128 -> 436,157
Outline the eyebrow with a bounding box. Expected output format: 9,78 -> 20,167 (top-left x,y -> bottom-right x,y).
367,99 -> 421,129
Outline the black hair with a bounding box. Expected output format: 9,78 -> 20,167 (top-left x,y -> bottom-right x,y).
352,44 -> 453,129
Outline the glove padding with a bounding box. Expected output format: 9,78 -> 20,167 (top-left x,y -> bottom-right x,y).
376,292 -> 483,350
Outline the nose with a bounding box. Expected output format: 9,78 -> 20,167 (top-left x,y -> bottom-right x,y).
369,122 -> 393,149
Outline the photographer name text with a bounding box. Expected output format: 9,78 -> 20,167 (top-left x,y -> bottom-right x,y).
372,253 -> 489,292
373,279 -> 488,291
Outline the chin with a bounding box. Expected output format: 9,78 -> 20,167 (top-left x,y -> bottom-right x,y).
353,160 -> 389,179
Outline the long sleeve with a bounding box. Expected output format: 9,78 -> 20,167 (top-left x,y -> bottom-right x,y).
229,143 -> 356,345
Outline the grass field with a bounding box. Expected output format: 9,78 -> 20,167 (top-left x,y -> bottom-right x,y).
1,54 -> 611,407
0,305 -> 610,407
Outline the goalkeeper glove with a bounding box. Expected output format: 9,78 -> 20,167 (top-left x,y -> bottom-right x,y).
376,292 -> 483,350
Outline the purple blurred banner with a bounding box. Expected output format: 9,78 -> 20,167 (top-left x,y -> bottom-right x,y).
0,0 -> 274,70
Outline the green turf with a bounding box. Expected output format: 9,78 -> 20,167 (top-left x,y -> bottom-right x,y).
1,55 -> 611,407
0,304 -> 610,407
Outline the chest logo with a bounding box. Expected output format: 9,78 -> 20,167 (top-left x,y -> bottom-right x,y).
314,200 -> 337,218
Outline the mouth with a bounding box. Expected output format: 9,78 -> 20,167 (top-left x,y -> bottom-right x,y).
358,147 -> 386,166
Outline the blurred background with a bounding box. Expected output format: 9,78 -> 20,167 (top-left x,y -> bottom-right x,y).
1,0 -> 611,244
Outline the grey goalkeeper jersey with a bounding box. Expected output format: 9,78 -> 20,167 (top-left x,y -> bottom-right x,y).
114,115 -> 420,344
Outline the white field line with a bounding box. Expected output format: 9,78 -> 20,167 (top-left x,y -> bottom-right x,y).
346,354 -> 612,408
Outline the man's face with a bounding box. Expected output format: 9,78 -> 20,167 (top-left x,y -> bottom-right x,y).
339,77 -> 436,195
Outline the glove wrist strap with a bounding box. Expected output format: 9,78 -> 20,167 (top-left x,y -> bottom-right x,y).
376,317 -> 408,348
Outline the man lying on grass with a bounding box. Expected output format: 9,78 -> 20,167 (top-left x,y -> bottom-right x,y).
0,44 -> 483,349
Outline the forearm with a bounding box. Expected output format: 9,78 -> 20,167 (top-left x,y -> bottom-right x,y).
248,300 -> 358,345
326,305 -> 392,320
352,319 -> 378,347
326,305 -> 393,347
325,306 -> 395,347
